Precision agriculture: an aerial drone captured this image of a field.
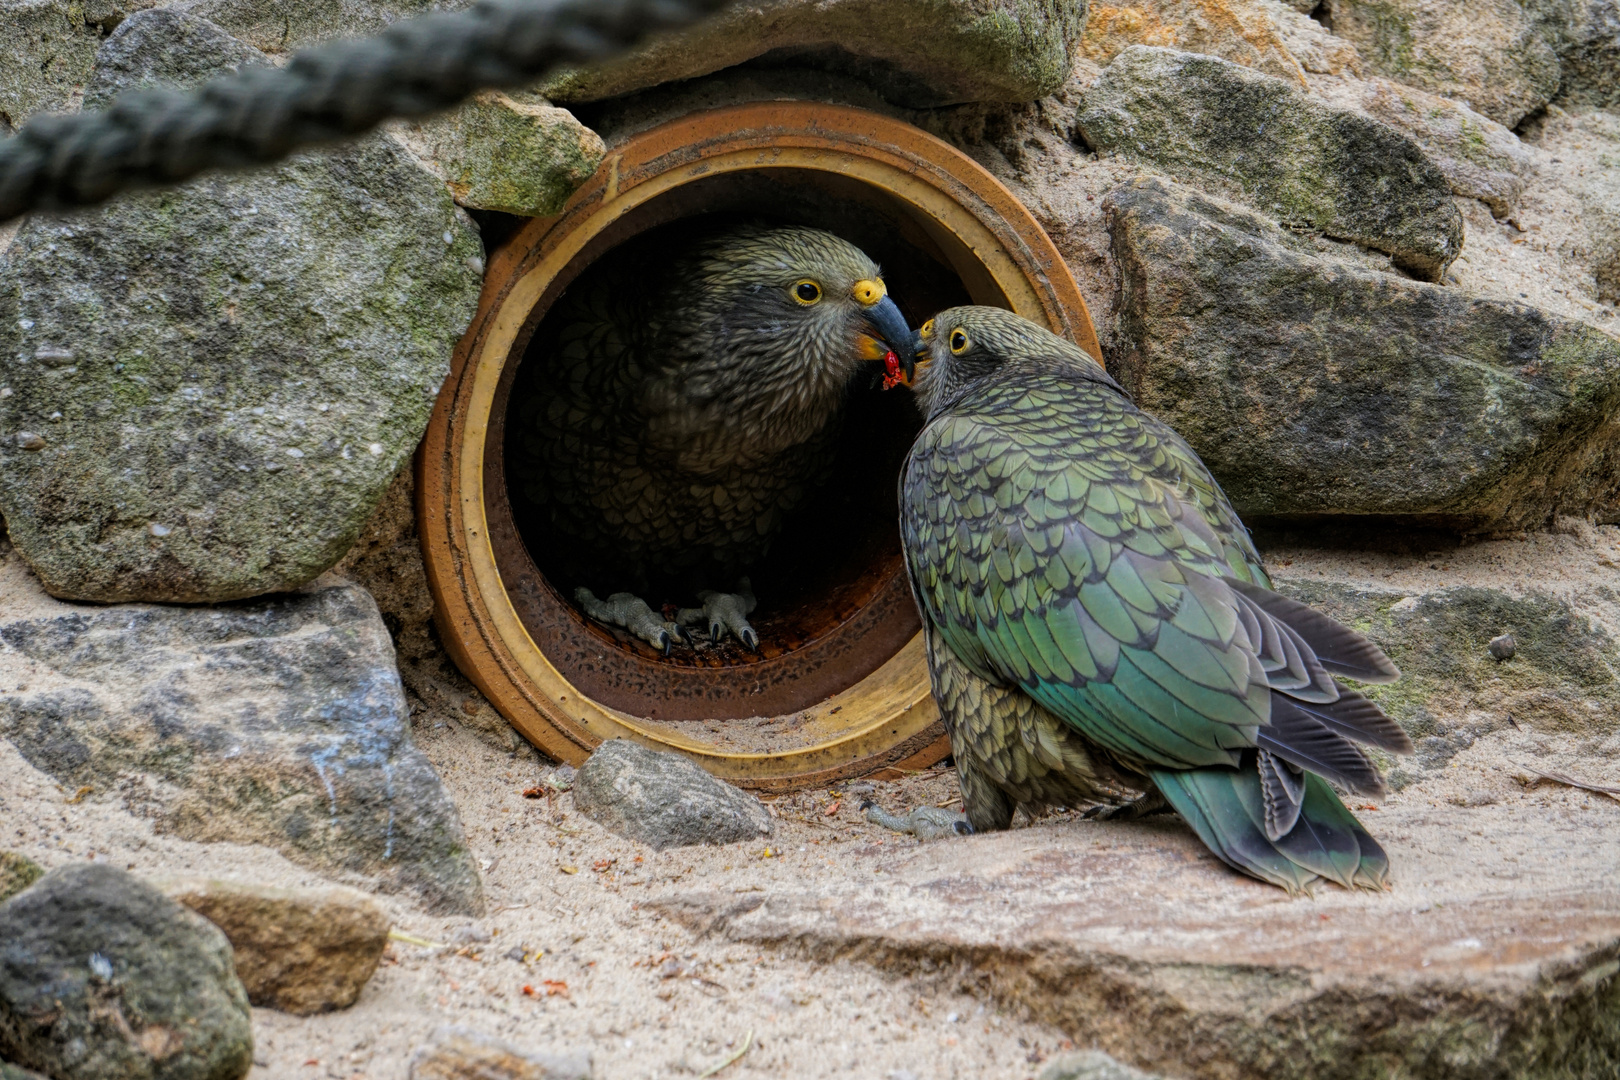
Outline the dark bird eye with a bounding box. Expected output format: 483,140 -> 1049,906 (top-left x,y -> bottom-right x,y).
949,329 -> 970,354
792,280 -> 822,305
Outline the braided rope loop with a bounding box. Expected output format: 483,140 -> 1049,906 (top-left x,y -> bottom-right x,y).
0,0 -> 731,222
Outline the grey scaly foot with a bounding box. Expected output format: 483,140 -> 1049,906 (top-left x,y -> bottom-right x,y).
685,577 -> 759,650
1083,789 -> 1168,822
574,588 -> 684,654
861,800 -> 974,840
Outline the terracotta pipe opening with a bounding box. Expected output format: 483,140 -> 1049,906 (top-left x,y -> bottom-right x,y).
418,103 -> 1098,789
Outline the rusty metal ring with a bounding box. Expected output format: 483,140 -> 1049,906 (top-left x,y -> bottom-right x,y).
417,102 -> 1098,790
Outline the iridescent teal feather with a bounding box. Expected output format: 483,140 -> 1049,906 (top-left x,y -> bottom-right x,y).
900,307 -> 1411,893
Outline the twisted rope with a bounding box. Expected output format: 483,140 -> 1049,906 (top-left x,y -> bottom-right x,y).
0,0 -> 731,222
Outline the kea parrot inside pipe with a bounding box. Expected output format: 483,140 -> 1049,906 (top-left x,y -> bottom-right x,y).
880,306 -> 1413,893
508,223 -> 915,653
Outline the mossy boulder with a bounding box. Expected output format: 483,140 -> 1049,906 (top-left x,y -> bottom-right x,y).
0,852 -> 44,904
1311,74 -> 1533,217
1078,46 -> 1462,279
1321,0 -> 1563,128
0,10 -> 483,603
392,89 -> 605,218
0,0 -> 111,129
544,0 -> 1091,107
1103,177 -> 1620,531
1276,576 -> 1620,780
0,863 -> 254,1080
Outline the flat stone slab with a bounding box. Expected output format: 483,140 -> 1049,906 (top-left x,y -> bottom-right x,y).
652,799 -> 1620,1079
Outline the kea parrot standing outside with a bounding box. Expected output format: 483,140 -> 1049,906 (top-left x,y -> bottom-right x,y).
890,306 -> 1413,893
509,223 -> 914,652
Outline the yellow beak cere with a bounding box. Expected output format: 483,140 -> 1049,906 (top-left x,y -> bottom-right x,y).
853,278 -> 887,306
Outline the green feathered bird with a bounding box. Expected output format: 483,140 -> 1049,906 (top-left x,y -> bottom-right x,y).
896,306 -> 1413,893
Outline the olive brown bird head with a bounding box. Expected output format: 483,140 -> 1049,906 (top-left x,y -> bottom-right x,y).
663,225 -> 915,455
907,306 -> 1123,419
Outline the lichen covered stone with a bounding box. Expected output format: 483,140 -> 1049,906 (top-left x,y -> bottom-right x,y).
544,0 -> 1091,107
1079,46 -> 1462,279
393,90 -> 605,218
0,13 -> 483,603
0,863 -> 254,1080
1322,0 -> 1563,127
1311,74 -> 1533,217
1103,177 -> 1620,530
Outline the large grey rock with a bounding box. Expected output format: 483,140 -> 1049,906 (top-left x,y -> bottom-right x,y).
0,12 -> 483,604
1077,47 -> 1462,280
0,863 -> 254,1080
1103,177 -> 1620,530
84,6 -> 269,109
391,90 -> 605,218
0,554 -> 483,915
408,1027 -> 592,1080
0,0 -> 110,130
1553,0 -> 1620,108
158,878 -> 390,1016
1321,0 -> 1563,127
574,740 -> 774,851
1275,576 -> 1620,778
1311,75 -> 1533,217
544,0 -> 1090,107
171,0 -> 474,54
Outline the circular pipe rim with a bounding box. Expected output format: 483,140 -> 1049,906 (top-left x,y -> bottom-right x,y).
417,102 -> 1099,788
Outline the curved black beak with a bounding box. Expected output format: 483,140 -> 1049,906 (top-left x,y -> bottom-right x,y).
856,294 -> 919,386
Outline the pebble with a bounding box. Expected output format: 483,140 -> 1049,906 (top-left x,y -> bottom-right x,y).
1488,634 -> 1517,660
160,878 -> 391,1016
14,432 -> 44,451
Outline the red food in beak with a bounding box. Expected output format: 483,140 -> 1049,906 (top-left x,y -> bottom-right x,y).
881,351 -> 904,390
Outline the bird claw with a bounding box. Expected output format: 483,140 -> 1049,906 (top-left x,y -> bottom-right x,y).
861,799 -> 974,841
574,588 -> 684,654
693,578 -> 759,650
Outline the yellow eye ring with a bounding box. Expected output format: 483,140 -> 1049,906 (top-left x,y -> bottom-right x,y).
792,280 -> 822,306
949,328 -> 970,354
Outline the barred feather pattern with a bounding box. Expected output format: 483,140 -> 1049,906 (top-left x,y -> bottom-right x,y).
900,307 -> 1410,893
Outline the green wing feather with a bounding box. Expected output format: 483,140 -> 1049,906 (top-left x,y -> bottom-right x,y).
902,373 -> 1270,772
901,360 -> 1401,892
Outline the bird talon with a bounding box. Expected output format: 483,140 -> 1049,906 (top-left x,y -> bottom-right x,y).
695,584 -> 759,647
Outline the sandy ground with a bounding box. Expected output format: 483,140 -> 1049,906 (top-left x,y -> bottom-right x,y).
4,688 -> 1617,1080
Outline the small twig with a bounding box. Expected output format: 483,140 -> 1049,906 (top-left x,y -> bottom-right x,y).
698,1029 -> 753,1078
1514,762 -> 1620,802
388,929 -> 446,949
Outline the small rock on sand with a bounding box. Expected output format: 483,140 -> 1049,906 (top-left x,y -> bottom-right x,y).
0,863 -> 252,1080
408,1026 -> 592,1080
160,878 -> 390,1016
573,739 -> 773,851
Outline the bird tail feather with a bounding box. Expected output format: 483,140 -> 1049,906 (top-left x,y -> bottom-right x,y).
1151,759 -> 1390,894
